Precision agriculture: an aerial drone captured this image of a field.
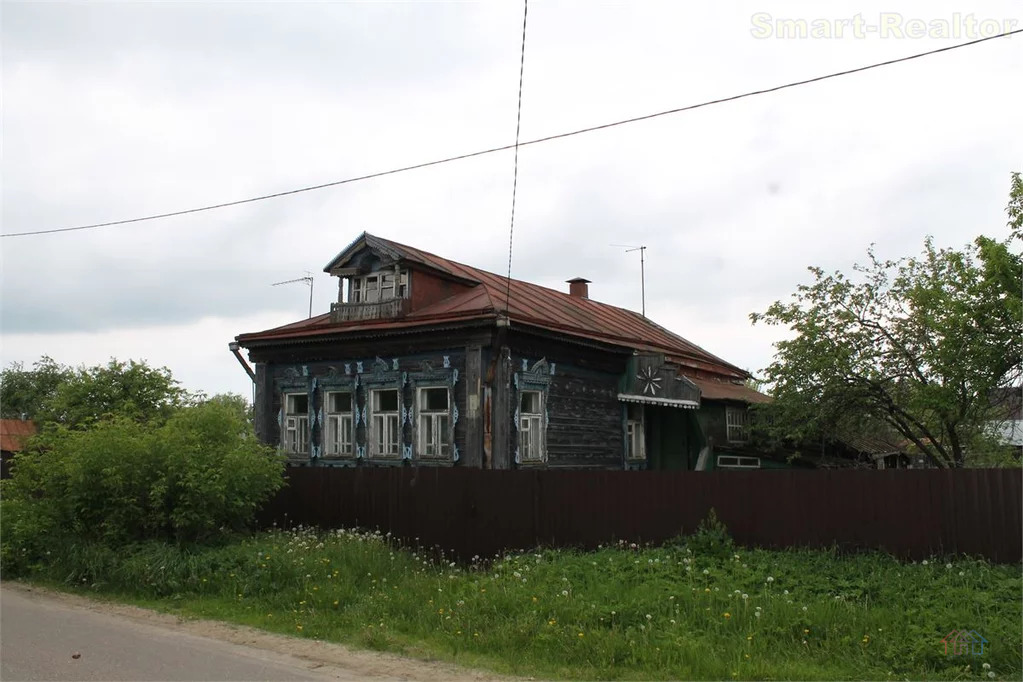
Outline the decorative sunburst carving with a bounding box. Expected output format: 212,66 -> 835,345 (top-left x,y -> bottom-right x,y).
638,366 -> 662,395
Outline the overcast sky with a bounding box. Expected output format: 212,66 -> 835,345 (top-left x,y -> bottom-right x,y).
2,1 -> 1021,399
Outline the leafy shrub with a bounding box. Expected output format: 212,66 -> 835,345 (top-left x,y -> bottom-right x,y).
685,508 -> 734,558
1,401 -> 285,571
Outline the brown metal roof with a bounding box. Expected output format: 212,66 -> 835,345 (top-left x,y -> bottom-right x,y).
0,419 -> 36,452
689,377 -> 772,403
239,233 -> 748,379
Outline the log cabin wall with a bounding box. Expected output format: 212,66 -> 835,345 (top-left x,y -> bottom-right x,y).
259,348 -> 470,467
505,329 -> 630,470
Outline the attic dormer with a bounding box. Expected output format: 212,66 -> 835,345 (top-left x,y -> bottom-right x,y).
324,233 -> 480,323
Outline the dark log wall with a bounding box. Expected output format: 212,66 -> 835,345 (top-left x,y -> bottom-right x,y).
506,331 -> 630,470
544,366 -> 623,468
696,401 -> 737,450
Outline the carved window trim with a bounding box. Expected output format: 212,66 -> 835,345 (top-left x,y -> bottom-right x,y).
276,367 -> 312,458
416,386 -> 452,459
282,392 -> 310,456
323,391 -> 356,458
407,358 -> 459,462
349,269 -> 409,303
513,358 -> 553,465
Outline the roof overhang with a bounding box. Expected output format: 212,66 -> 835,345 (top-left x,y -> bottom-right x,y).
618,393 -> 699,410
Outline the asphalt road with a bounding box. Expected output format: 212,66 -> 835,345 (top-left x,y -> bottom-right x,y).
0,587 -> 396,681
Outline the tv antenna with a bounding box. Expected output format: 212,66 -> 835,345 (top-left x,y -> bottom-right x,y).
272,273 -> 314,318
611,244 -> 647,317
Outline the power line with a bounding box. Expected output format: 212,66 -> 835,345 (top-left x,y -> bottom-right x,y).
4,28 -> 1019,239
503,0 -> 528,313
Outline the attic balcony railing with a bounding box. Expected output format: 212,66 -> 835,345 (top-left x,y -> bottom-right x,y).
330,297 -> 410,322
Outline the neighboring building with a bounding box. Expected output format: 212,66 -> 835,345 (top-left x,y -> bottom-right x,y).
989,386 -> 1023,448
235,233 -> 771,470
0,418 -> 36,479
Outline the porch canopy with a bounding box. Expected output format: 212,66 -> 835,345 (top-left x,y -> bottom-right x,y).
617,393 -> 698,409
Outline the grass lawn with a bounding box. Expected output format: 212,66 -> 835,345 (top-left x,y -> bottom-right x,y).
12,526 -> 1021,681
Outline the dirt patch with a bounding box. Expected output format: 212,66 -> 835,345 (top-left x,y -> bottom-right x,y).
6,583 -> 522,681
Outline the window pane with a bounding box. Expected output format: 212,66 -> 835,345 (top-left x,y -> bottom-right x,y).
329,392 -> 352,412
287,394 -> 308,414
521,391 -> 540,414
386,414 -> 399,452
422,387 -> 448,411
374,389 -> 398,412
529,419 -> 541,458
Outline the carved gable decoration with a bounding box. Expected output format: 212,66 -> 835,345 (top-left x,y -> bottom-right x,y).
621,354 -> 700,407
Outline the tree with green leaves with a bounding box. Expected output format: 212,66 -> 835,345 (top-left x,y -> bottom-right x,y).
0,356 -> 73,420
751,174 -> 1022,468
1,357 -> 188,429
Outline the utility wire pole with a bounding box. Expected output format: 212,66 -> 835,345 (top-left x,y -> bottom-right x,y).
272,273 -> 314,318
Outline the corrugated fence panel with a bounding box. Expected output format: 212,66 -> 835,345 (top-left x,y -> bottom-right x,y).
258,468 -> 1022,563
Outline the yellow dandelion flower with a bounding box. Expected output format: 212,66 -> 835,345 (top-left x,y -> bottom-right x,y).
578,632 -> 584,638
723,612 -> 731,619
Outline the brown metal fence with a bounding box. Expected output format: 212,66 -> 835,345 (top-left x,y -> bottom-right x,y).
258,467 -> 1022,563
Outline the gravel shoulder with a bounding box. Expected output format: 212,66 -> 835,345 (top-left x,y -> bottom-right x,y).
2,582 -> 517,681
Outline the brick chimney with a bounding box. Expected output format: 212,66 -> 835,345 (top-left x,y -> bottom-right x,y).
567,277 -> 591,299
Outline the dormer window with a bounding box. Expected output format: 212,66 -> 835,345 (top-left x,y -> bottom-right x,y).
349,270 -> 409,303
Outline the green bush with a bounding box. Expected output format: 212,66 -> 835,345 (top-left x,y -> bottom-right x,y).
1,401 -> 285,571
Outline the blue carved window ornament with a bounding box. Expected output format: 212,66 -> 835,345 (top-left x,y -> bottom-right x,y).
513,358 -> 553,465
275,366 -> 314,460
407,358 -> 457,462
360,357 -> 404,463
319,365 -> 359,459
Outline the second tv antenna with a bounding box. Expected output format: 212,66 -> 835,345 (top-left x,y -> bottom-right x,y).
272,273 -> 314,318
611,244 -> 647,317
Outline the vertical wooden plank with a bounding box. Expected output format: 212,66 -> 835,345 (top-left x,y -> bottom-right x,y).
1000,469 -> 1023,562
463,345 -> 483,468
491,348 -> 511,470
253,363 -> 273,443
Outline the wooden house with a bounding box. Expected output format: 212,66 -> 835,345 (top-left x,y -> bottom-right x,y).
235,233 -> 771,470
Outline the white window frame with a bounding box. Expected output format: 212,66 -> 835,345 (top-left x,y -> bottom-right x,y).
350,269 -> 410,304
726,406 -> 750,443
369,388 -> 400,457
717,455 -> 760,469
417,386 -> 451,458
626,403 -> 645,460
518,390 -> 546,463
324,391 -> 355,457
282,392 -> 309,455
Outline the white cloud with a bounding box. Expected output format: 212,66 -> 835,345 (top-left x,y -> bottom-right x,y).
2,1 -> 1020,386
